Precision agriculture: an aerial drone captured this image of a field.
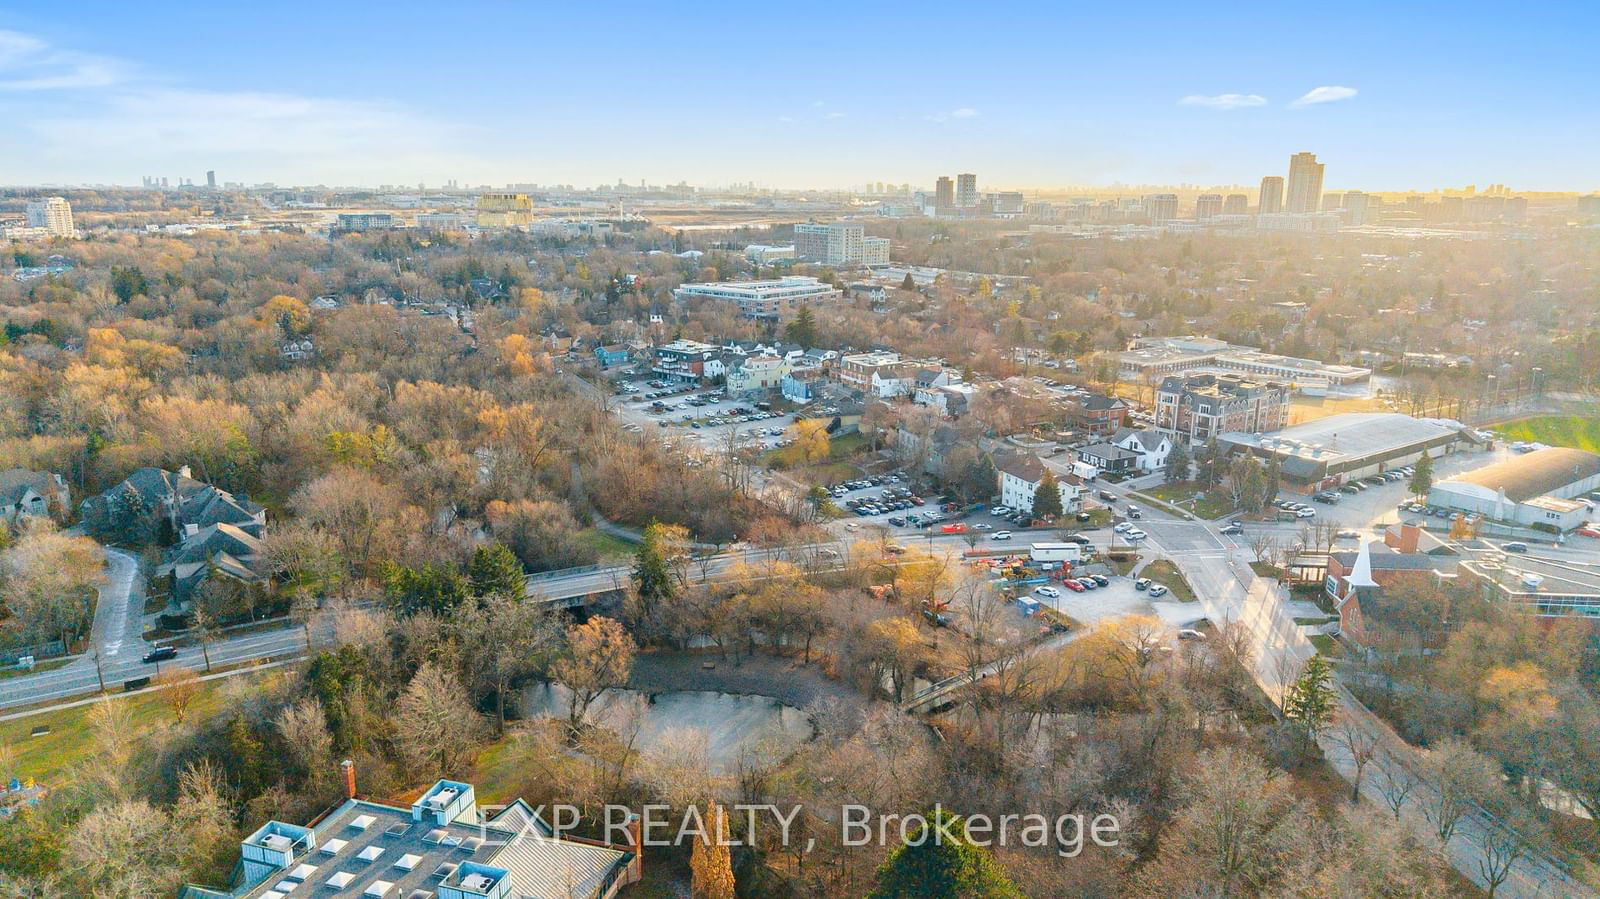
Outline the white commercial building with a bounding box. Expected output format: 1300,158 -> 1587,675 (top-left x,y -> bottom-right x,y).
1120,335 -> 1370,390
996,452 -> 1080,516
1429,447 -> 1600,531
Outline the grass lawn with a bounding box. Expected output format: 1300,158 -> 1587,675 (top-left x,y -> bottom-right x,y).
1140,560 -> 1197,603
1308,634 -> 1340,656
572,527 -> 637,560
1142,481 -> 1236,520
0,670 -> 283,784
1494,415 -> 1600,454
1249,561 -> 1288,580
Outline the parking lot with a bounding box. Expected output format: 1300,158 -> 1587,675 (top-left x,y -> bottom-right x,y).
613,379 -> 796,452
1021,573 -> 1206,629
1276,445 -> 1511,531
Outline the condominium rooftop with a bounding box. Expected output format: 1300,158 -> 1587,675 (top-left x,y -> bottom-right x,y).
224,777 -> 635,899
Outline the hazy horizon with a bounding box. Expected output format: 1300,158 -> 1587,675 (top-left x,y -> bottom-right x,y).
3,1 -> 1597,193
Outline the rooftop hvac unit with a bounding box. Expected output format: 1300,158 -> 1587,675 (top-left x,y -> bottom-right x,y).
1521,573 -> 1544,590
260,834 -> 293,852
460,873 -> 494,892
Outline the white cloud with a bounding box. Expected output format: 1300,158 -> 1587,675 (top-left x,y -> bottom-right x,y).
0,28 -> 467,181
1178,93 -> 1267,110
0,29 -> 127,91
1290,85 -> 1357,108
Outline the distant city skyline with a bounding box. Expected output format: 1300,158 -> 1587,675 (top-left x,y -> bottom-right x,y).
2,1 -> 1597,191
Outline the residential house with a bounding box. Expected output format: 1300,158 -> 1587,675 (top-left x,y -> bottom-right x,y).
1110,428 -> 1172,472
593,344 -> 632,368
836,351 -> 903,390
0,469 -> 69,525
870,363 -> 917,399
1075,443 -> 1142,478
727,354 -> 792,394
1065,393 -> 1128,437
222,773 -> 640,899
918,383 -> 976,417
782,368 -> 826,403
996,452 -> 1082,516
81,466 -> 265,540
159,522 -> 267,609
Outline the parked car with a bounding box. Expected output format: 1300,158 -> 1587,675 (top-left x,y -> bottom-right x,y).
1134,577 -> 1151,591
1147,584 -> 1169,598
1090,574 -> 1109,587
1076,577 -> 1098,590
1035,586 -> 1061,598
142,645 -> 178,664
972,523 -> 993,530
992,531 -> 1013,540
1177,629 -> 1206,641
1294,508 -> 1317,519
1063,579 -> 1086,593
1574,526 -> 1600,538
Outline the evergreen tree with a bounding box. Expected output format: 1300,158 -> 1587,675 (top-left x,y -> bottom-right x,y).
1409,452 -> 1434,499
869,809 -> 1023,899
688,802 -> 737,899
1283,654 -> 1337,739
468,543 -> 525,598
1165,440 -> 1190,482
900,272 -> 916,290
1032,469 -> 1064,519
384,561 -> 470,616
632,523 -> 678,613
784,305 -> 819,348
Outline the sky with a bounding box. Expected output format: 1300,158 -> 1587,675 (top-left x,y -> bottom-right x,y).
2,0 -> 1597,192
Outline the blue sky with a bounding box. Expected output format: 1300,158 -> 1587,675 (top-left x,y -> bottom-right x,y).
3,0 -> 1596,191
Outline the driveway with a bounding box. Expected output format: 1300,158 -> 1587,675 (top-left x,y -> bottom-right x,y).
74,546 -> 147,669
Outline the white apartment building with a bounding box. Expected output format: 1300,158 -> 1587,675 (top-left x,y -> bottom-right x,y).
835,351 -> 904,389
672,276 -> 841,322
793,223 -> 890,266
25,197 -> 77,238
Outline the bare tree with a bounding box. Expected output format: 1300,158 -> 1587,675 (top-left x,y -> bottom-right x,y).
1375,751 -> 1418,820
1329,712 -> 1382,802
1420,737 -> 1499,844
394,661 -> 483,773
154,666 -> 202,723
551,616 -> 637,739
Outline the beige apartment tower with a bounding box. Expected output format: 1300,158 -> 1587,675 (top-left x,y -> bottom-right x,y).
1258,176 -> 1284,214
1285,152 -> 1324,214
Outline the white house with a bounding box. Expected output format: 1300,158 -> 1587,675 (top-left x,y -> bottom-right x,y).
1111,427 -> 1172,472
996,453 -> 1081,517
870,365 -> 915,399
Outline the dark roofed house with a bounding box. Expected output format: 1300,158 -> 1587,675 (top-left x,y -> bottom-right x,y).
0,469 -> 69,525
1075,442 -> 1142,477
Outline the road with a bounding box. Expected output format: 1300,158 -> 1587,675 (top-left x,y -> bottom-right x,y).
1087,476 -> 1593,898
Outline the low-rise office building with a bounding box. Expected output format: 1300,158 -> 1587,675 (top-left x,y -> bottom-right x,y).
672,276 -> 841,322
1120,335 -> 1370,392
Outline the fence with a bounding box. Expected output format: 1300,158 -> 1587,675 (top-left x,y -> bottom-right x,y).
0,641 -> 67,666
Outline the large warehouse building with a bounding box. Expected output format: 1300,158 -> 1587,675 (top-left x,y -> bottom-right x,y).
1219,412 -> 1479,493
1428,447 -> 1600,530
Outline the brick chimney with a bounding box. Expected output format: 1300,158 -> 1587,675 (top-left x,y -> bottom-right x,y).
1390,520 -> 1421,554
341,759 -> 357,799
625,813 -> 643,883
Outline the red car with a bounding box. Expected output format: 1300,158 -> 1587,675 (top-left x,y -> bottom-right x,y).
1063,579 -> 1087,593
1576,527 -> 1600,538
